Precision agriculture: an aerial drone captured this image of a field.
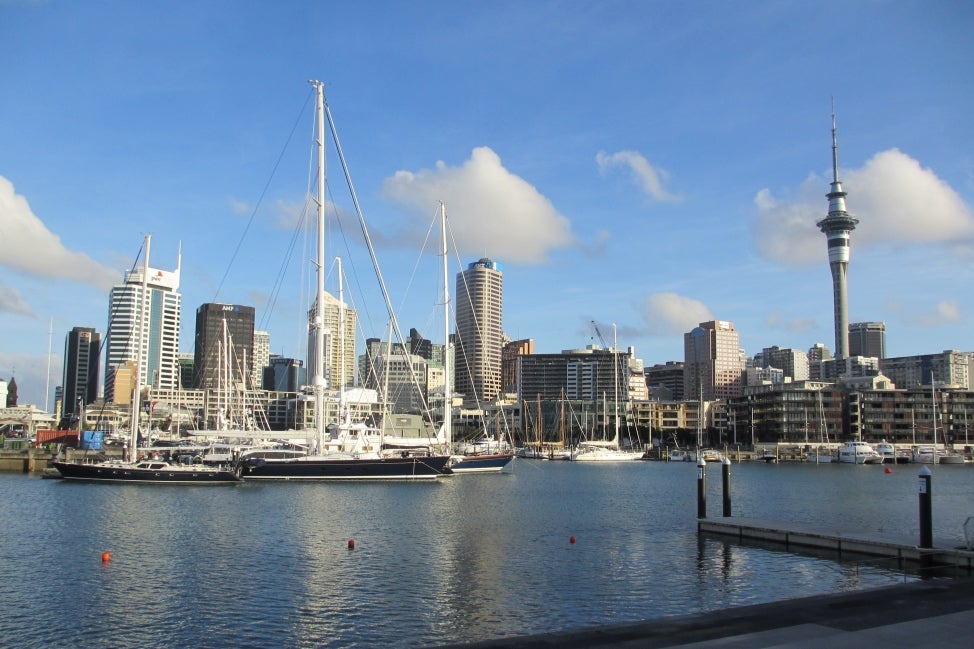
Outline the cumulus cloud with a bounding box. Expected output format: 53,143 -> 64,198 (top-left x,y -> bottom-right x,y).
888,298 -> 963,327
382,147 -> 575,264
640,292 -> 714,335
0,176 -> 119,290
0,285 -> 33,316
596,150 -> 682,203
752,149 -> 974,265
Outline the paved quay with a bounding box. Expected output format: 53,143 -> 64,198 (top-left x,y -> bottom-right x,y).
432,576 -> 974,648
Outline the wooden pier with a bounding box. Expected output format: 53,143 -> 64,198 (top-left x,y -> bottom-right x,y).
699,516 -> 974,571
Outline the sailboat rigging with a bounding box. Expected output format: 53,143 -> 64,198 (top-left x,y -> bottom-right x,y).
237,80 -> 449,480
53,234 -> 241,484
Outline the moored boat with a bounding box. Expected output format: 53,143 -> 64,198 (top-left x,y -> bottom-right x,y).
837,440 -> 883,464
53,458 -> 240,484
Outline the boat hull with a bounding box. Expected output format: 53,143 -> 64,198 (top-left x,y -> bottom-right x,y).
449,452 -> 515,473
52,461 -> 241,485
239,454 -> 451,480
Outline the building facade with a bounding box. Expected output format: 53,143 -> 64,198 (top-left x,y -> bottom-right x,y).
307,291 -> 357,390
62,326 -> 101,416
104,253 -> 181,402
193,303 -> 256,392
848,322 -> 886,359
684,320 -> 744,401
454,257 -> 503,403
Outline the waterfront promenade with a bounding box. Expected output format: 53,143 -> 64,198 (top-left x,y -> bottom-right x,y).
434,575 -> 974,648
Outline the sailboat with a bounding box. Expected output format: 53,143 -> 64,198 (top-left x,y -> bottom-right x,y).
806,392 -> 833,464
53,234 -> 241,485
438,203 -> 514,474
237,81 -> 450,481
569,325 -> 641,462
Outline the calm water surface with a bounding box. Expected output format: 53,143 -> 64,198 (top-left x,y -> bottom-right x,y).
2,460 -> 972,648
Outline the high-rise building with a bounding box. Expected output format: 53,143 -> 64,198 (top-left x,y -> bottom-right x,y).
193,303 -> 255,392
252,330 -> 270,389
758,346 -> 810,382
880,350 -> 973,389
62,326 -> 101,416
307,291 -> 357,390
849,322 -> 886,359
454,258 -> 504,403
104,248 -> 181,402
502,339 -> 534,394
646,361 -> 685,401
684,320 -> 744,401
817,106 -> 859,361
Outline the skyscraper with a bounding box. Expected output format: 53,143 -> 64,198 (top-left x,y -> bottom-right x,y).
104,247 -> 181,402
62,326 -> 101,415
306,291 -> 357,390
684,320 -> 744,401
817,105 -> 859,360
193,303 -> 256,391
848,322 -> 886,359
252,330 -> 270,389
454,257 -> 503,403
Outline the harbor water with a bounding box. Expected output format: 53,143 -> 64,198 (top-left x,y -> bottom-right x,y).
2,460 -> 972,648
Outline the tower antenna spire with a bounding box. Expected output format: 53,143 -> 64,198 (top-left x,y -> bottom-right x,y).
831,96 -> 839,184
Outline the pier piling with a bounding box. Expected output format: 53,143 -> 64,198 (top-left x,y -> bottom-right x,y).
722,457 -> 732,517
697,458 -> 707,518
919,465 -> 932,549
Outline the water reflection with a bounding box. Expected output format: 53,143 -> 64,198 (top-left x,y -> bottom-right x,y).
1,461 -> 970,647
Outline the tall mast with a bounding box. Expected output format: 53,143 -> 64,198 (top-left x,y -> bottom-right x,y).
310,79 -> 328,451
130,233 -> 150,460
612,323 -> 619,447
441,201 -> 452,447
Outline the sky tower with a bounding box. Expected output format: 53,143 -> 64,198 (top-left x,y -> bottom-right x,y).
817,104 -> 859,360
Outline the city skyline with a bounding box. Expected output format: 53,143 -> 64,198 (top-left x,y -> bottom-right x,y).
2,3 -> 973,408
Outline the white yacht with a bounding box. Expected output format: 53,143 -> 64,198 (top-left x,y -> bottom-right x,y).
837,441 -> 883,464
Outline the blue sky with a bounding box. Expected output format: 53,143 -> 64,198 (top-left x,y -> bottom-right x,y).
2,1 -> 973,409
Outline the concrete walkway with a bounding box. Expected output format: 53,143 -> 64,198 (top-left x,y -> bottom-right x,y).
432,576 -> 974,648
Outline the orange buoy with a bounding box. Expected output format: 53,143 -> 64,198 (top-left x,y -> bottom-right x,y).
569,536 -> 576,544
101,552 -> 111,562
884,467 -> 892,474
347,539 -> 355,550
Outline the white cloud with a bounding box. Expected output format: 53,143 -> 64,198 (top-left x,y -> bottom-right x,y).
0,285 -> 33,316
228,196 -> 251,214
382,146 -> 575,264
888,298 -> 964,328
596,150 -> 682,203
0,176 -> 119,290
640,292 -> 714,335
752,149 -> 974,265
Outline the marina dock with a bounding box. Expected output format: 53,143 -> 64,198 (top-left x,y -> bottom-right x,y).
698,516 -> 974,571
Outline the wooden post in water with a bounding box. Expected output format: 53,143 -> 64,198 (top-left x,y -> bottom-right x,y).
697,457 -> 707,518
721,456 -> 732,517
918,465 -> 933,549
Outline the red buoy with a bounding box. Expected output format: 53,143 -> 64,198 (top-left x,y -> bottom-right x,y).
884,467 -> 892,474
347,539 -> 355,550
101,552 -> 111,562
569,536 -> 576,544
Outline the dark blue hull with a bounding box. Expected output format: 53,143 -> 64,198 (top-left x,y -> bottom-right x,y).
52,461 -> 241,485
240,454 -> 451,480
449,452 -> 515,473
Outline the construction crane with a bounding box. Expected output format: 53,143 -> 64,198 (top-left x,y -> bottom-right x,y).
591,320 -> 609,350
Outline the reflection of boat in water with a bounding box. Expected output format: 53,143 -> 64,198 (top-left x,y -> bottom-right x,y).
837,441 -> 883,464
